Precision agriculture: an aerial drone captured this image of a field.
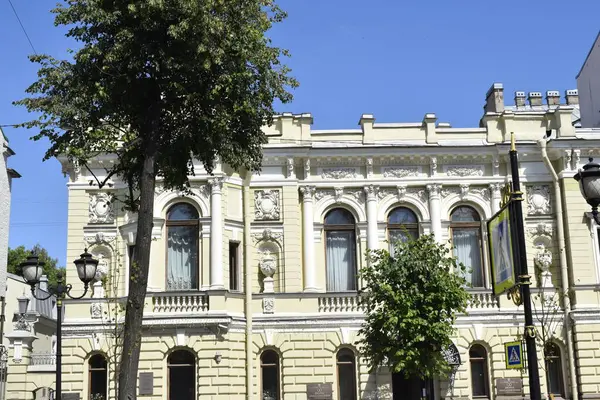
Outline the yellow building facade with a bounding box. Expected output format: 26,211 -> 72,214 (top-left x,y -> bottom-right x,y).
6,84 -> 600,400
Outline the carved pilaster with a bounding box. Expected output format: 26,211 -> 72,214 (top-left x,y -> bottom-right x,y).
208,177 -> 224,194
426,183 -> 441,199
363,185 -> 379,200
299,185 -> 316,201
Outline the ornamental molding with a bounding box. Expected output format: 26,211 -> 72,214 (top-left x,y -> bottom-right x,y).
89,192 -> 115,224
287,158 -> 295,179
572,149 -> 581,171
534,246 -> 553,272
321,168 -> 357,180
441,185 -> 489,201
304,159 -> 311,179
445,165 -> 484,177
84,231 -> 117,246
430,157 -> 438,176
378,186 -> 427,202
254,190 -> 281,221
263,298 -> 275,314
252,229 -> 284,247
527,185 -> 551,215
299,185 -> 316,200
208,177 -> 224,194
315,187 -> 364,204
366,158 -> 374,179
563,150 -> 573,171
382,166 -> 419,178
90,303 -> 103,319
469,187 -> 490,202
527,223 -> 553,240
363,185 -> 379,200
426,183 -> 442,198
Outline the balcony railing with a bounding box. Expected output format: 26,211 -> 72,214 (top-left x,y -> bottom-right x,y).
30,352 -> 56,366
467,290 -> 500,310
318,293 -> 365,313
151,292 -> 209,314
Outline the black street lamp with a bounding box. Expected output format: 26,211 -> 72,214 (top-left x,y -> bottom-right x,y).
574,157 -> 600,224
20,250 -> 98,400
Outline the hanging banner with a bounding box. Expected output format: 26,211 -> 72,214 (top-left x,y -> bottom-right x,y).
487,203 -> 517,296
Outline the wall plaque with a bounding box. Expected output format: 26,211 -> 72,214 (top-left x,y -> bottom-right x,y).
307,383 -> 333,400
139,372 -> 154,396
496,378 -> 523,396
61,394 -> 80,400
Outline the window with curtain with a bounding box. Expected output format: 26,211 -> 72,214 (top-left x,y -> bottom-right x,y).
388,207 -> 419,254
337,348 -> 357,400
166,203 -> 199,291
261,350 -> 280,400
450,206 -> 484,288
325,208 -> 357,292
469,345 -> 489,397
545,342 -> 565,396
168,350 -> 195,400
89,354 -> 108,400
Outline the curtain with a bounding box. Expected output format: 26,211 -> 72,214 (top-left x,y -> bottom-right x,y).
167,226 -> 197,290
452,228 -> 483,287
326,231 -> 356,291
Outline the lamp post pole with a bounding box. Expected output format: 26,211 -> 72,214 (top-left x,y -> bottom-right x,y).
20,250 -> 98,400
509,133 -> 542,400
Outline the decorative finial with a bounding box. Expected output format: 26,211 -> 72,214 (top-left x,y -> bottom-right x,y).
510,132 -> 516,151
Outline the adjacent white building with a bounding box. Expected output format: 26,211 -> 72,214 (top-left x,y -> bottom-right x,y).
577,31 -> 600,128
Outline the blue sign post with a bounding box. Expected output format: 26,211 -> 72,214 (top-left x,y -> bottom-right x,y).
505,341 -> 524,369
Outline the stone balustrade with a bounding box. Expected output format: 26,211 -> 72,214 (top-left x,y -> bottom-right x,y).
150,292 -> 209,314
467,290 -> 500,310
30,352 -> 56,366
318,293 -> 365,313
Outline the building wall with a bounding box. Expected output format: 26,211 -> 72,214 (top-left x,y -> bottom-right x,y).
0,130 -> 13,299
577,33 -> 600,128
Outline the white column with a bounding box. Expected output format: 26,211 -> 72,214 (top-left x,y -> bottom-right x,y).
209,177 -> 224,289
364,185 -> 379,250
300,186 -> 318,292
489,183 -> 502,214
427,184 -> 442,242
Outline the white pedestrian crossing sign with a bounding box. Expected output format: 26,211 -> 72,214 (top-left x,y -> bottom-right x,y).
505,341 -> 524,369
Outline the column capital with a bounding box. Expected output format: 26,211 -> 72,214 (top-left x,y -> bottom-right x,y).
426,183 -> 442,198
363,184 -> 379,200
208,177 -> 224,194
299,185 -> 316,200
489,183 -> 503,194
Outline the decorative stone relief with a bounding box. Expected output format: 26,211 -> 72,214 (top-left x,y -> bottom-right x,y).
527,223 -> 553,240
304,159 -> 311,179
492,156 -> 500,176
84,232 -> 117,246
430,157 -> 437,176
263,297 -> 275,314
363,185 -> 379,200
527,185 -> 551,215
287,158 -> 295,179
334,187 -> 344,203
470,187 -> 490,202
534,245 -> 552,272
563,150 -> 572,171
383,166 -> 419,178
208,177 -> 224,194
258,246 -> 277,294
90,302 -> 102,319
299,185 -> 316,200
254,190 -> 281,221
426,184 -> 441,198
89,192 -> 115,224
314,189 -> 329,202
366,158 -> 373,179
441,187 -> 459,198
445,165 -> 484,177
459,184 -> 470,199
378,186 -> 426,202
572,149 -> 581,171
348,190 -> 365,203
321,168 -> 357,179
251,229 -> 283,246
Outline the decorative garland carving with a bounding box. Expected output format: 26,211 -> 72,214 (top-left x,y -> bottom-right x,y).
84,232 -> 117,245
378,186 -> 426,202
445,165 -> 484,177
321,168 -> 357,179
254,190 -> 281,221
252,229 -> 284,246
383,167 -> 419,178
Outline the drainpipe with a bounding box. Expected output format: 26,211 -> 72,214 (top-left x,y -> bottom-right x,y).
243,183 -> 254,400
538,139 -> 578,400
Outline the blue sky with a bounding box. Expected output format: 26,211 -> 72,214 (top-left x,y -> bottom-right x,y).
1,0 -> 599,266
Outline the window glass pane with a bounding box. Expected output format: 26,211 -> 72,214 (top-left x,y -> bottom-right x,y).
451,206 -> 480,222
452,228 -> 483,287
326,231 -> 356,291
167,203 -> 199,220
229,242 -> 240,291
261,351 -> 279,400
325,209 -> 355,225
89,355 -> 107,398
388,208 -> 418,224
167,225 -> 198,290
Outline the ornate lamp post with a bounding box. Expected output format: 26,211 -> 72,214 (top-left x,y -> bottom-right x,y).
20,250 -> 98,400
574,158 -> 600,224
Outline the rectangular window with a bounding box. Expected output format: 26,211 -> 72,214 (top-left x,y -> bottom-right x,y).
229,242 -> 240,291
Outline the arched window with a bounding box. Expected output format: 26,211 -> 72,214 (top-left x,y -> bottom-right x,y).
168,350 -> 195,400
261,350 -> 280,400
545,342 -> 565,396
324,208 -> 357,292
388,207 -> 419,253
166,203 -> 200,291
469,345 -> 489,397
337,349 -> 357,400
88,354 -> 108,400
450,206 -> 484,287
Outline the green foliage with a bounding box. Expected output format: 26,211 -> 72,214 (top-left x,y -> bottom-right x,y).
15,0 -> 298,198
358,234 -> 471,379
7,244 -> 64,290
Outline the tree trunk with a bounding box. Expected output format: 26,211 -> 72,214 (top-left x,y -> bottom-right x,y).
117,136 -> 157,400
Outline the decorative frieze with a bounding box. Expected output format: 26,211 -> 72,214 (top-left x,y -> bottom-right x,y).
527,185 -> 551,215
378,186 -> 426,202
441,185 -> 489,201
470,187 -> 490,202
252,229 -> 284,246
321,168 -> 357,179
382,166 -> 419,178
445,165 -> 484,177
254,190 -> 280,221
89,192 -> 115,224
84,232 -> 117,245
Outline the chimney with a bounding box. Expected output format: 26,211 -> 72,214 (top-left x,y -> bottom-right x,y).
39,275 -> 48,291
528,92 -> 543,107
565,89 -> 579,105
546,90 -> 560,106
514,91 -> 526,107
484,83 -> 504,113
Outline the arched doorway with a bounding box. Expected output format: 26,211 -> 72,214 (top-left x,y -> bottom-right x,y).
167,349 -> 196,400
392,373 -> 433,400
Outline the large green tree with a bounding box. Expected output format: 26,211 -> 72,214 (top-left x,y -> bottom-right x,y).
15,1 -> 296,398
359,234 -> 471,379
7,244 -> 64,290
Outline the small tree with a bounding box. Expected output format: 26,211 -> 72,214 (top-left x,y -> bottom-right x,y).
359,234 -> 471,379
7,244 -> 64,290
